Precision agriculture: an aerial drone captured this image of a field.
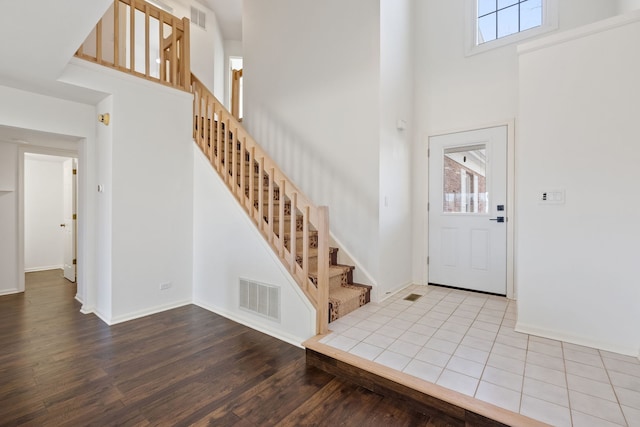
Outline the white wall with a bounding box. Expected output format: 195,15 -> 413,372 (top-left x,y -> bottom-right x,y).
165,0 -> 226,99
411,0 -> 620,284
224,39 -> 243,109
0,142 -> 19,295
243,0 -> 382,285
24,155 -> 68,272
516,12 -> 640,356
61,59 -> 194,324
378,0 -> 414,298
0,85 -> 95,300
618,0 -> 640,13
192,147 -> 315,345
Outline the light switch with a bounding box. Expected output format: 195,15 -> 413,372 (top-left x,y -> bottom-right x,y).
540,189 -> 565,204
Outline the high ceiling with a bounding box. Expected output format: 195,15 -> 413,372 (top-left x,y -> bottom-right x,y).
196,0 -> 243,41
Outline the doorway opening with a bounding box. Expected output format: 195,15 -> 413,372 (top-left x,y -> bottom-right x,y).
24,153 -> 78,283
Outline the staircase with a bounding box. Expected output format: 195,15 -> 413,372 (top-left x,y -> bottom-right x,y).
75,0 -> 371,334
200,109 -> 372,324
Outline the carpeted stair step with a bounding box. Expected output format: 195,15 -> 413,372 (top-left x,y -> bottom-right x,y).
295,247 -> 339,270
329,285 -> 369,323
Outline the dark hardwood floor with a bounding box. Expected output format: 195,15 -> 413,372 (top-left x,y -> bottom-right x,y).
0,270 -> 459,426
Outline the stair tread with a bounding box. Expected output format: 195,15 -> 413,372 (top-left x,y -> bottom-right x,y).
308,265 -> 350,279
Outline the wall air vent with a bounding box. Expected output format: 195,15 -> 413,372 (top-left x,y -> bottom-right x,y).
239,278 -> 280,322
190,6 -> 206,29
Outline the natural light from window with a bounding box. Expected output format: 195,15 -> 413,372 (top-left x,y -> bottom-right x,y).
477,0 -> 542,44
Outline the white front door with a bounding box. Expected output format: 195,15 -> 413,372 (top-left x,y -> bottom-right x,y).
428,126 -> 507,295
63,159 -> 76,282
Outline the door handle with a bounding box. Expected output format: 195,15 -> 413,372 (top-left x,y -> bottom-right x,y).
60,224 -> 66,227
489,217 -> 505,223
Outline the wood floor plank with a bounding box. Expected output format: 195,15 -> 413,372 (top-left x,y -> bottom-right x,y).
0,270 -> 459,426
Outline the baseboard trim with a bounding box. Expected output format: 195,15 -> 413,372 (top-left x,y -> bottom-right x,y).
378,281 -> 418,303
0,288 -> 20,296
104,300 -> 192,326
515,321 -> 640,358
194,300 -> 309,349
24,265 -> 63,273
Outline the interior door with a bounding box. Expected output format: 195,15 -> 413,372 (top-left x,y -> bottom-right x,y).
428,126 -> 507,295
62,159 -> 77,282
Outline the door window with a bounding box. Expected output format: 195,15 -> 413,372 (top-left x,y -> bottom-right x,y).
443,144 -> 488,214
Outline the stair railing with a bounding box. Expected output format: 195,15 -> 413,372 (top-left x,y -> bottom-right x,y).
76,0 -> 190,92
192,75 -> 330,335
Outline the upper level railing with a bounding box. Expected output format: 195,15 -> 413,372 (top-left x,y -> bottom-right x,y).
192,75 -> 330,335
76,0 -> 190,92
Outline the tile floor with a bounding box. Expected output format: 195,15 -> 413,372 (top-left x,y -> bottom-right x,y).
320,285 -> 640,427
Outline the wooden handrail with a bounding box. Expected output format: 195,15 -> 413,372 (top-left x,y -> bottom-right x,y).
192,75 -> 330,335
75,0 -> 190,92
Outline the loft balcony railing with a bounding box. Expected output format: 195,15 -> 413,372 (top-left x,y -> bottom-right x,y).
76,0 -> 190,92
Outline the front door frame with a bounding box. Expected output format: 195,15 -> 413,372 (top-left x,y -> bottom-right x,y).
426,120 -> 516,299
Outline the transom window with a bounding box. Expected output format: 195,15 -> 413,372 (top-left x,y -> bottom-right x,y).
477,0 -> 543,44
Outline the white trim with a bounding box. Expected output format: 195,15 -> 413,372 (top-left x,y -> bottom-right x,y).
516,321 -> 640,358
105,300 -> 192,325
378,280 -> 416,304
426,120 -> 516,300
194,300 -> 308,349
25,265 -> 64,273
18,145 -> 79,294
518,8 -> 640,54
465,0 -> 559,56
0,288 -> 20,296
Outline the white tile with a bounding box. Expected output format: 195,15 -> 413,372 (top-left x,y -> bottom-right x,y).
354,319 -> 384,333
571,410 -> 625,427
362,332 -> 395,349
376,324 -> 406,339
327,320 -> 351,334
350,342 -> 384,361
377,307 -> 403,318
524,363 -> 567,388
526,351 -> 566,372
500,318 -> 516,328
387,339 -> 421,358
622,405 -> 640,427
424,310 -> 450,321
491,342 -> 526,361
563,342 -> 599,355
436,369 -> 479,396
341,326 -> 372,342
564,348 -> 604,368
403,359 -> 443,383
460,335 -> 494,352
484,298 -> 508,309
522,377 -> 569,407
465,327 -> 497,342
374,350 -> 411,371
475,381 -> 521,413
451,309 -> 478,320
326,334 -> 358,351
432,328 -> 464,344
407,323 -> 438,337
397,330 -> 431,346
454,345 -> 489,365
528,340 -> 564,358
345,308 -> 369,320
387,317 -> 414,331
366,314 -> 394,325
404,306 -> 428,316
569,389 -> 627,425
395,312 -> 422,323
446,356 -> 485,379
482,366 -> 524,392
487,353 -> 525,376
528,335 -> 562,347
565,360 -> 610,383
425,337 -> 458,354
603,357 -> 640,378
358,303 -> 382,313
601,350 -> 640,363
333,315 -> 360,327
615,386 -> 640,410
415,347 -> 453,367
567,373 -> 617,402
440,321 -> 470,334
476,313 -> 503,325
520,395 -> 572,427
608,370 -> 640,390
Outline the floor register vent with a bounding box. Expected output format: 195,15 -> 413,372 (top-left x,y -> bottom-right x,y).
239,278 -> 281,322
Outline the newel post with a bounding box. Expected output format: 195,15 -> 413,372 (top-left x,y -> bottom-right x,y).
316,206 -> 330,335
